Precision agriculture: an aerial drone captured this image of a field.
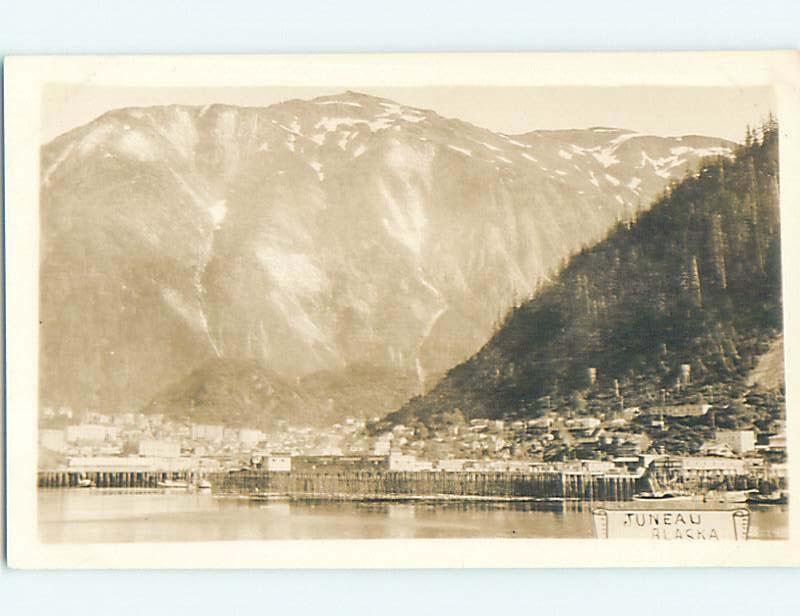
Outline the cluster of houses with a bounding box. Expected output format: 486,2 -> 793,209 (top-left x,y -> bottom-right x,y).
39,400 -> 786,480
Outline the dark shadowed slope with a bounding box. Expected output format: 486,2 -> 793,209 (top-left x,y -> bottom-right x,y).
385,121 -> 781,428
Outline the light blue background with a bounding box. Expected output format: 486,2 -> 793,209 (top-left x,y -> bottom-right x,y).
2,1 -> 800,613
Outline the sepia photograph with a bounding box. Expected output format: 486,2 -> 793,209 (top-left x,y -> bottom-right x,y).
5,51 -> 800,568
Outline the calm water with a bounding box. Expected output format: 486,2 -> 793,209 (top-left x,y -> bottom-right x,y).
38,489 -> 789,543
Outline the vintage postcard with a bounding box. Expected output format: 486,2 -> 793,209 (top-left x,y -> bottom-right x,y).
5,51 -> 800,568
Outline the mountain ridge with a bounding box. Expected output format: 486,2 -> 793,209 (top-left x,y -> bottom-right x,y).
40,91 -> 736,425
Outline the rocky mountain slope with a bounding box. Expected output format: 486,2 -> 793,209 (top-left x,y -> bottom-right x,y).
40,91 -> 734,423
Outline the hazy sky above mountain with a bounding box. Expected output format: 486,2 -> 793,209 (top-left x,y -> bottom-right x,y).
42,84 -> 775,144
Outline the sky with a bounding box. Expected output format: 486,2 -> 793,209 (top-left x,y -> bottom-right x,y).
42,84 -> 775,144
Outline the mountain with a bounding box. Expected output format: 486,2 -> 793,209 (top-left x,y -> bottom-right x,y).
145,359 -> 420,428
747,335 -> 784,390
40,90 -> 735,423
383,121 -> 781,428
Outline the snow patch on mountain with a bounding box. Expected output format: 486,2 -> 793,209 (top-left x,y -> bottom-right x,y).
640,152 -> 685,179
314,115 -> 394,135
310,161 -> 324,181
161,109 -> 199,158
478,141 -> 502,153
316,100 -> 362,108
76,123 -> 117,157
315,117 -> 366,132
378,102 -> 426,123
379,141 -> 433,257
627,177 -> 642,191
209,200 -> 227,227
502,136 -> 532,148
256,246 -> 329,296
447,144 -> 472,157
380,179 -> 426,256
117,130 -> 159,161
609,132 -> 640,146
161,288 -> 209,335
42,140 -> 78,185
671,145 -> 732,158
269,290 -> 332,351
337,132 -> 351,150
591,147 -> 620,168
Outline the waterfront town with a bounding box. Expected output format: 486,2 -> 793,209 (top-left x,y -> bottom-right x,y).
38,369 -> 787,500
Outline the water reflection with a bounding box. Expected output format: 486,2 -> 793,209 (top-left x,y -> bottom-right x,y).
38,489 -> 789,544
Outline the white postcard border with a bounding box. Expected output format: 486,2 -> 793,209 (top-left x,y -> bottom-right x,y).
5,51 -> 800,568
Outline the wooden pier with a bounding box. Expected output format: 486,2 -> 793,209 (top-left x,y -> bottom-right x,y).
209,469 -> 640,501
38,469 -> 206,488
37,465 -> 785,501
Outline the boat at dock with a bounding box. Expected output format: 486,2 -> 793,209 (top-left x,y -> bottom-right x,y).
249,492 -> 289,502
634,489 -> 755,504
703,489 -> 756,504
634,466 -> 758,504
197,479 -> 212,491
633,491 -> 694,502
747,490 -> 788,505
77,478 -> 95,488
157,479 -> 189,489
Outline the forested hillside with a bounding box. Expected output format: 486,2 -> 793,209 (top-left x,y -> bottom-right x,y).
385,120 -> 782,430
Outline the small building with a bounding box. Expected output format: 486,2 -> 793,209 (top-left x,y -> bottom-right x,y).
715,430 -> 756,454
755,432 -> 787,462
567,417 -> 602,431
436,458 -> 472,472
698,441 -> 736,458
238,429 -> 265,447
66,424 -> 119,443
527,417 -> 552,433
504,461 -> 538,473
252,452 -> 292,472
265,454 -> 292,472
372,433 -> 393,455
138,439 -> 180,458
611,456 -> 641,473
192,424 -> 224,443
769,432 -> 787,449
646,404 -> 711,418
388,452 -> 433,472
291,455 -> 389,474
39,428 -> 66,452
567,460 -> 615,474
679,363 -> 692,386
113,413 -> 137,427
621,407 -> 641,420
680,456 -> 750,475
